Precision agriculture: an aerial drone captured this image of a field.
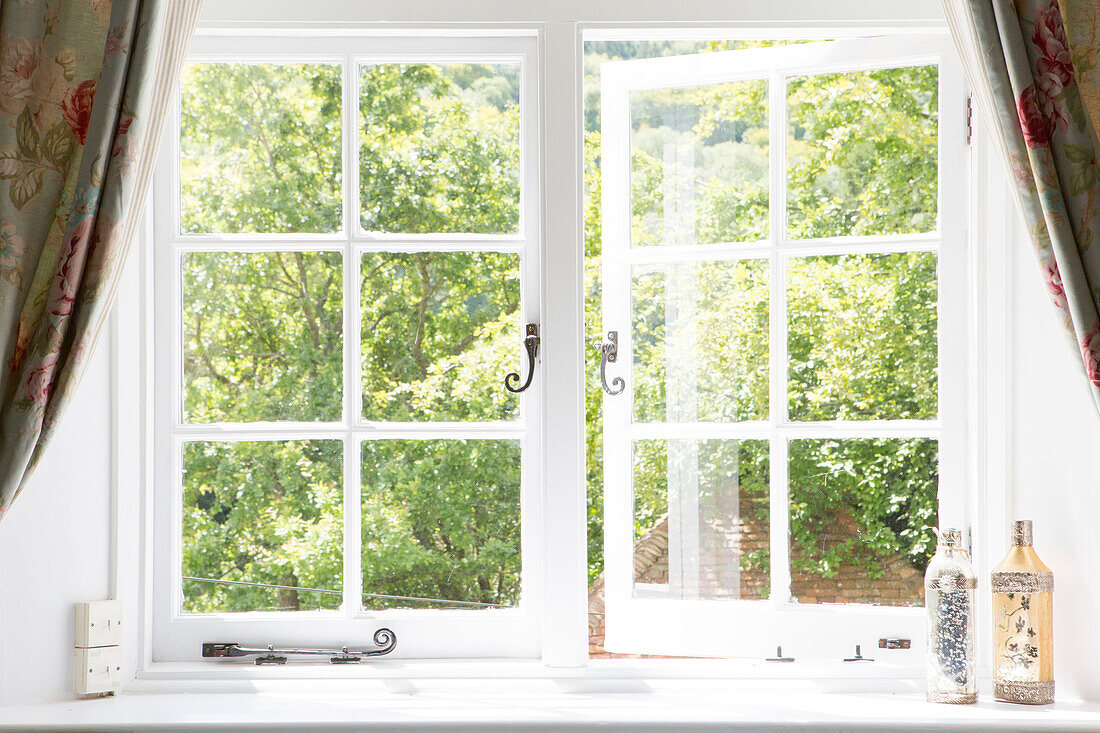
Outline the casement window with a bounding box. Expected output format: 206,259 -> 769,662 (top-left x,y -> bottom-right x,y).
150,26 -> 968,664
597,35 -> 969,657
152,34 -> 544,660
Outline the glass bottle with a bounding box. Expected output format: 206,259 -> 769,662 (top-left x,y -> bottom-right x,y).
992,520 -> 1054,704
925,527 -> 977,704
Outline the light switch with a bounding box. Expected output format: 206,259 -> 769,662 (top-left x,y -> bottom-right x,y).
75,600 -> 123,648
74,645 -> 122,695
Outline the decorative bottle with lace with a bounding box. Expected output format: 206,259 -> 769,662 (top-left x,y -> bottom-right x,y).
925,527 -> 977,704
992,520 -> 1054,704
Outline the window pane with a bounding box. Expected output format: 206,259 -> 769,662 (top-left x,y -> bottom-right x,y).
632,259 -> 768,423
359,63 -> 521,234
631,80 -> 769,247
180,63 -> 342,234
787,252 -> 937,421
788,438 -> 937,607
786,65 -> 938,239
182,440 -> 343,613
361,252 -> 521,422
633,439 -> 769,600
361,439 -> 521,610
183,252 -> 343,423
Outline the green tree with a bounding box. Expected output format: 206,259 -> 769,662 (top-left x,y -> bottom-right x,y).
179,63 -> 524,612
177,45 -> 942,615
584,44 -> 941,596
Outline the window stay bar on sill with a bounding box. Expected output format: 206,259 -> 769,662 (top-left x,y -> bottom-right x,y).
203,628 -> 396,665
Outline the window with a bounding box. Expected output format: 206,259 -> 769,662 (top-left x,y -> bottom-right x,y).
152,34 -> 542,660
595,35 -> 969,657
149,25 -> 969,666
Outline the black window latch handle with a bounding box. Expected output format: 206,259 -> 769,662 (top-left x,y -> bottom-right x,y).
504,323 -> 540,394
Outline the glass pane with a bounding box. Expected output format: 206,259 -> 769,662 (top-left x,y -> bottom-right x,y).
182,440 -> 343,613
788,438 -> 938,607
180,63 -> 342,234
359,63 -> 521,234
361,439 -> 521,610
630,80 -> 769,247
361,252 -> 521,422
632,259 -> 768,423
786,65 -> 938,239
183,252 -> 343,423
788,252 -> 937,421
632,439 -> 769,600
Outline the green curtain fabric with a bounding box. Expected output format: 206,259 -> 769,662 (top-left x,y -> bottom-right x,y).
945,0 -> 1100,415
0,0 -> 201,519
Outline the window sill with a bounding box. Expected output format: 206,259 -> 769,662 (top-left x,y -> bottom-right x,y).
4,664 -> 1100,731
132,657 -> 926,685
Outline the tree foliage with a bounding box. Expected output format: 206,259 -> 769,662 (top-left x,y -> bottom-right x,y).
177,44 -> 942,614
585,42 -> 941,593
180,63 -> 523,612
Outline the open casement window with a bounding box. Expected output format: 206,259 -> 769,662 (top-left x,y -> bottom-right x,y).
151,34 -> 543,660
600,36 -> 968,659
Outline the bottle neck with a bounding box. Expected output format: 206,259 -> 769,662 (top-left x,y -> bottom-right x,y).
1012,521 -> 1033,547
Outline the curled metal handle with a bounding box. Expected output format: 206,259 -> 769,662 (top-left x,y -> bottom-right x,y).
201,627 -> 397,665
600,330 -> 625,396
505,323 -> 540,394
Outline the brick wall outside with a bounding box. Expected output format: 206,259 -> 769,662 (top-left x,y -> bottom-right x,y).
588,511 -> 925,658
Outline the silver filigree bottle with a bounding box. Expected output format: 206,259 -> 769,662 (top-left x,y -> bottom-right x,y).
925,528 -> 977,704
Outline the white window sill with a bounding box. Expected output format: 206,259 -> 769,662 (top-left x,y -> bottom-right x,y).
132,657 -> 926,684
4,663 -> 1100,730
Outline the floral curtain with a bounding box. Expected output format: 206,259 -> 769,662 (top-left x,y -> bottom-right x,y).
0,0 -> 201,519
944,0 -> 1100,416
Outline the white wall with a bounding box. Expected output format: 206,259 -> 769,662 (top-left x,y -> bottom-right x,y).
6,0 -> 1100,708
0,327 -> 114,705
1006,210 -> 1100,702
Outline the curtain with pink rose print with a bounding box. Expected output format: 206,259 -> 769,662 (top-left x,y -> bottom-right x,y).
0,0 -> 201,520
944,0 -> 1100,416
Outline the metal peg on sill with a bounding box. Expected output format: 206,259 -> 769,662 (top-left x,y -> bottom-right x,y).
843,644 -> 873,662
766,645 -> 794,663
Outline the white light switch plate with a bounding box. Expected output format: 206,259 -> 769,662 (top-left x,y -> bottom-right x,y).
74,645 -> 122,695
75,600 -> 123,648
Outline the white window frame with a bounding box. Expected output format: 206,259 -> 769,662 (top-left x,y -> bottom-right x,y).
150,32 -> 547,661
122,11 -> 980,674
599,35 -> 971,660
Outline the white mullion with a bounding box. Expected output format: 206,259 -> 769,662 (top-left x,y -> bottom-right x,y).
767,69 -> 792,611
359,421 -> 529,433
629,420 -> 940,442
354,234 -> 527,248
169,240 -> 346,253
516,40 -> 544,628
175,423 -> 347,438
627,242 -> 771,265
775,420 -> 941,439
170,422 -> 527,441
629,422 -> 771,441
354,424 -> 525,435
342,51 -> 363,618
169,234 -> 345,247
354,239 -> 527,254
778,237 -> 940,258
174,429 -> 350,443
777,231 -> 940,250
623,237 -> 941,268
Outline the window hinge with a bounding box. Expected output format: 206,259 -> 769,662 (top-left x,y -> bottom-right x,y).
966,94 -> 973,146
